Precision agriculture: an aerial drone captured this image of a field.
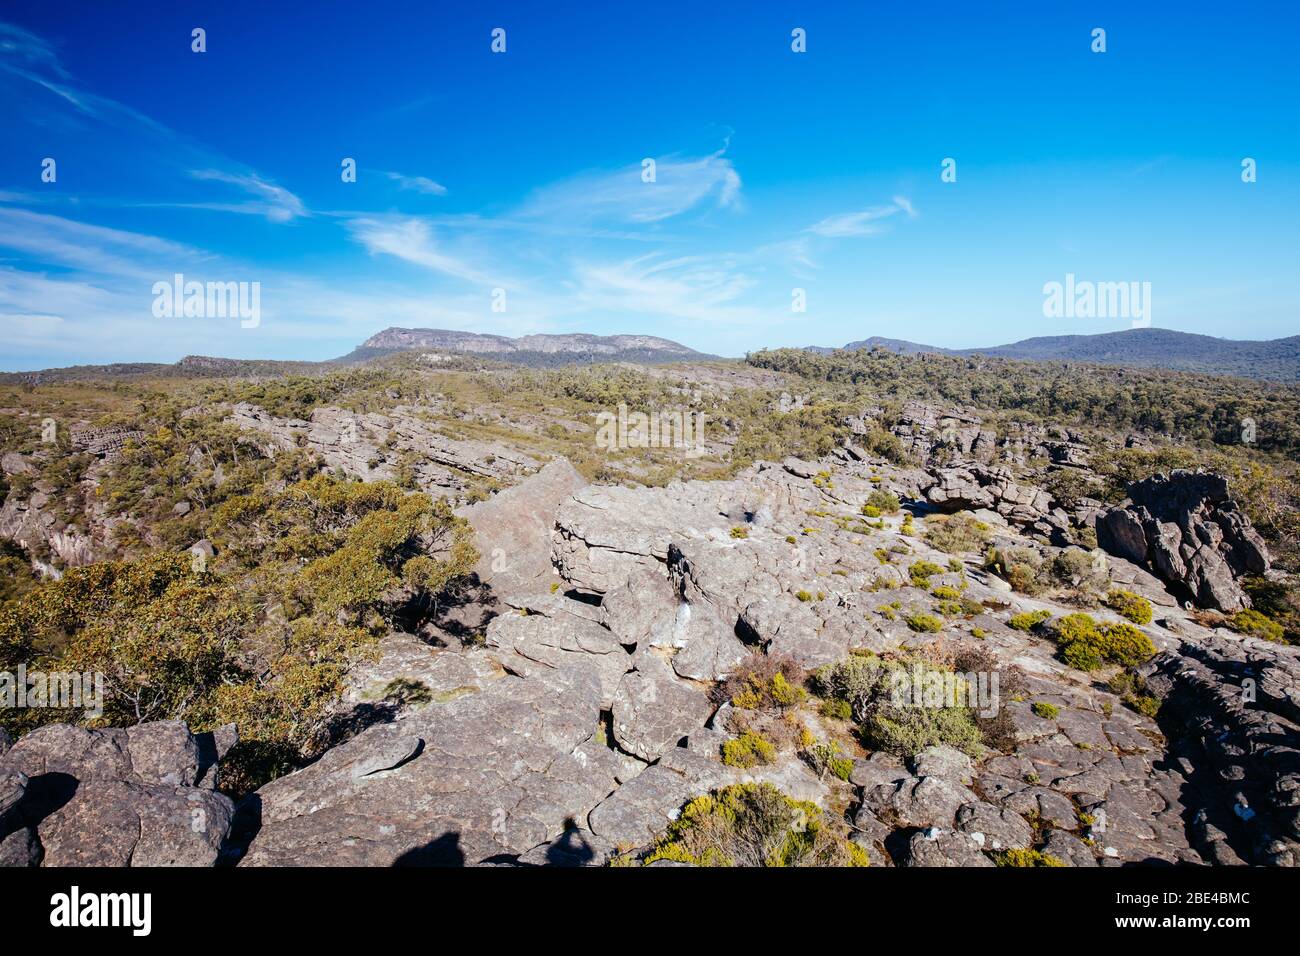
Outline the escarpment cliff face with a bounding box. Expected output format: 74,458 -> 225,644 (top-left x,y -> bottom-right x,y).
344,328 -> 710,367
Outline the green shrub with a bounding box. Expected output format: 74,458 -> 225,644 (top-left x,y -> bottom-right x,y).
1031,701 -> 1060,720
904,611 -> 944,632
932,585 -> 963,600
1047,548 -> 1109,593
721,730 -> 777,768
908,560 -> 944,587
813,654 -> 983,759
0,473 -> 478,795
643,783 -> 869,867
1051,613 -> 1156,671
729,526 -> 749,539
985,546 -> 1046,595
1008,609 -> 1052,631
1105,588 -> 1154,625
923,513 -> 991,553
1229,608 -> 1284,642
804,739 -> 854,781
992,848 -> 1065,867
721,655 -> 807,710
820,698 -> 852,720
0,539 -> 38,604
1095,621 -> 1158,666
1108,671 -> 1162,718
865,489 -> 901,515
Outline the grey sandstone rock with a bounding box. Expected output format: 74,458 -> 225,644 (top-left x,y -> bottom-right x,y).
0,721 -> 234,867
1098,470 -> 1270,611
459,458 -> 587,604
611,671 -> 715,762
903,827 -> 993,867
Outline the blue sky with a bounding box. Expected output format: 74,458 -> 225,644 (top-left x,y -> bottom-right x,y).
1,1 -> 1297,370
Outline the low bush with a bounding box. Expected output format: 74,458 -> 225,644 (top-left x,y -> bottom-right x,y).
1108,671 -> 1162,718
1105,588 -> 1154,625
1008,609 -> 1052,631
950,644 -> 1027,752
643,783 -> 869,867
804,740 -> 854,781
1046,548 -> 1109,593
813,654 -> 983,759
908,560 -> 945,587
1050,613 -> 1156,671
992,848 -> 1065,867
923,513 -> 991,553
1229,608 -> 1284,643
716,653 -> 807,709
1031,701 -> 1060,720
721,730 -> 777,768
985,546 -> 1046,595
864,489 -> 901,515
904,611 -> 944,632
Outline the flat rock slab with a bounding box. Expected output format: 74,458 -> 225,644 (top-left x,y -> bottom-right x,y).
241,657 -> 612,866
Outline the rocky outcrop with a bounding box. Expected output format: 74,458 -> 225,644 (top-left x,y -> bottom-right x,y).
239,642 -> 626,866
69,425 -> 145,459
0,494 -> 98,570
360,327 -> 704,361
229,403 -> 539,495
1139,634 -> 1300,865
1097,470 -> 1270,610
858,402 -> 1097,470
0,721 -> 234,866
458,458 -> 587,605
922,464 -> 1071,542
12,449 -> 1286,869
924,464 -> 1052,521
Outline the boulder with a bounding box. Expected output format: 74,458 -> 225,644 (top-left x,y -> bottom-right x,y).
241,654 -> 615,866
611,671 -> 715,762
459,458 -> 587,605
902,827 -> 994,867
0,721 -> 234,867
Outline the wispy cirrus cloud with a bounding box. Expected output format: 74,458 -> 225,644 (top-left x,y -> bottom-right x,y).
344,215 -> 497,284
0,205 -> 208,279
181,170 -> 309,222
567,252 -> 758,324
806,195 -> 917,238
1,20 -> 307,225
383,171 -> 448,196
516,148 -> 741,226
0,21 -> 69,79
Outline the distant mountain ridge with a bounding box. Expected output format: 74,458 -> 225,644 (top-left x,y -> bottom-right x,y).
343,327 -> 711,367
836,328 -> 1300,381
6,327 -> 1294,382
